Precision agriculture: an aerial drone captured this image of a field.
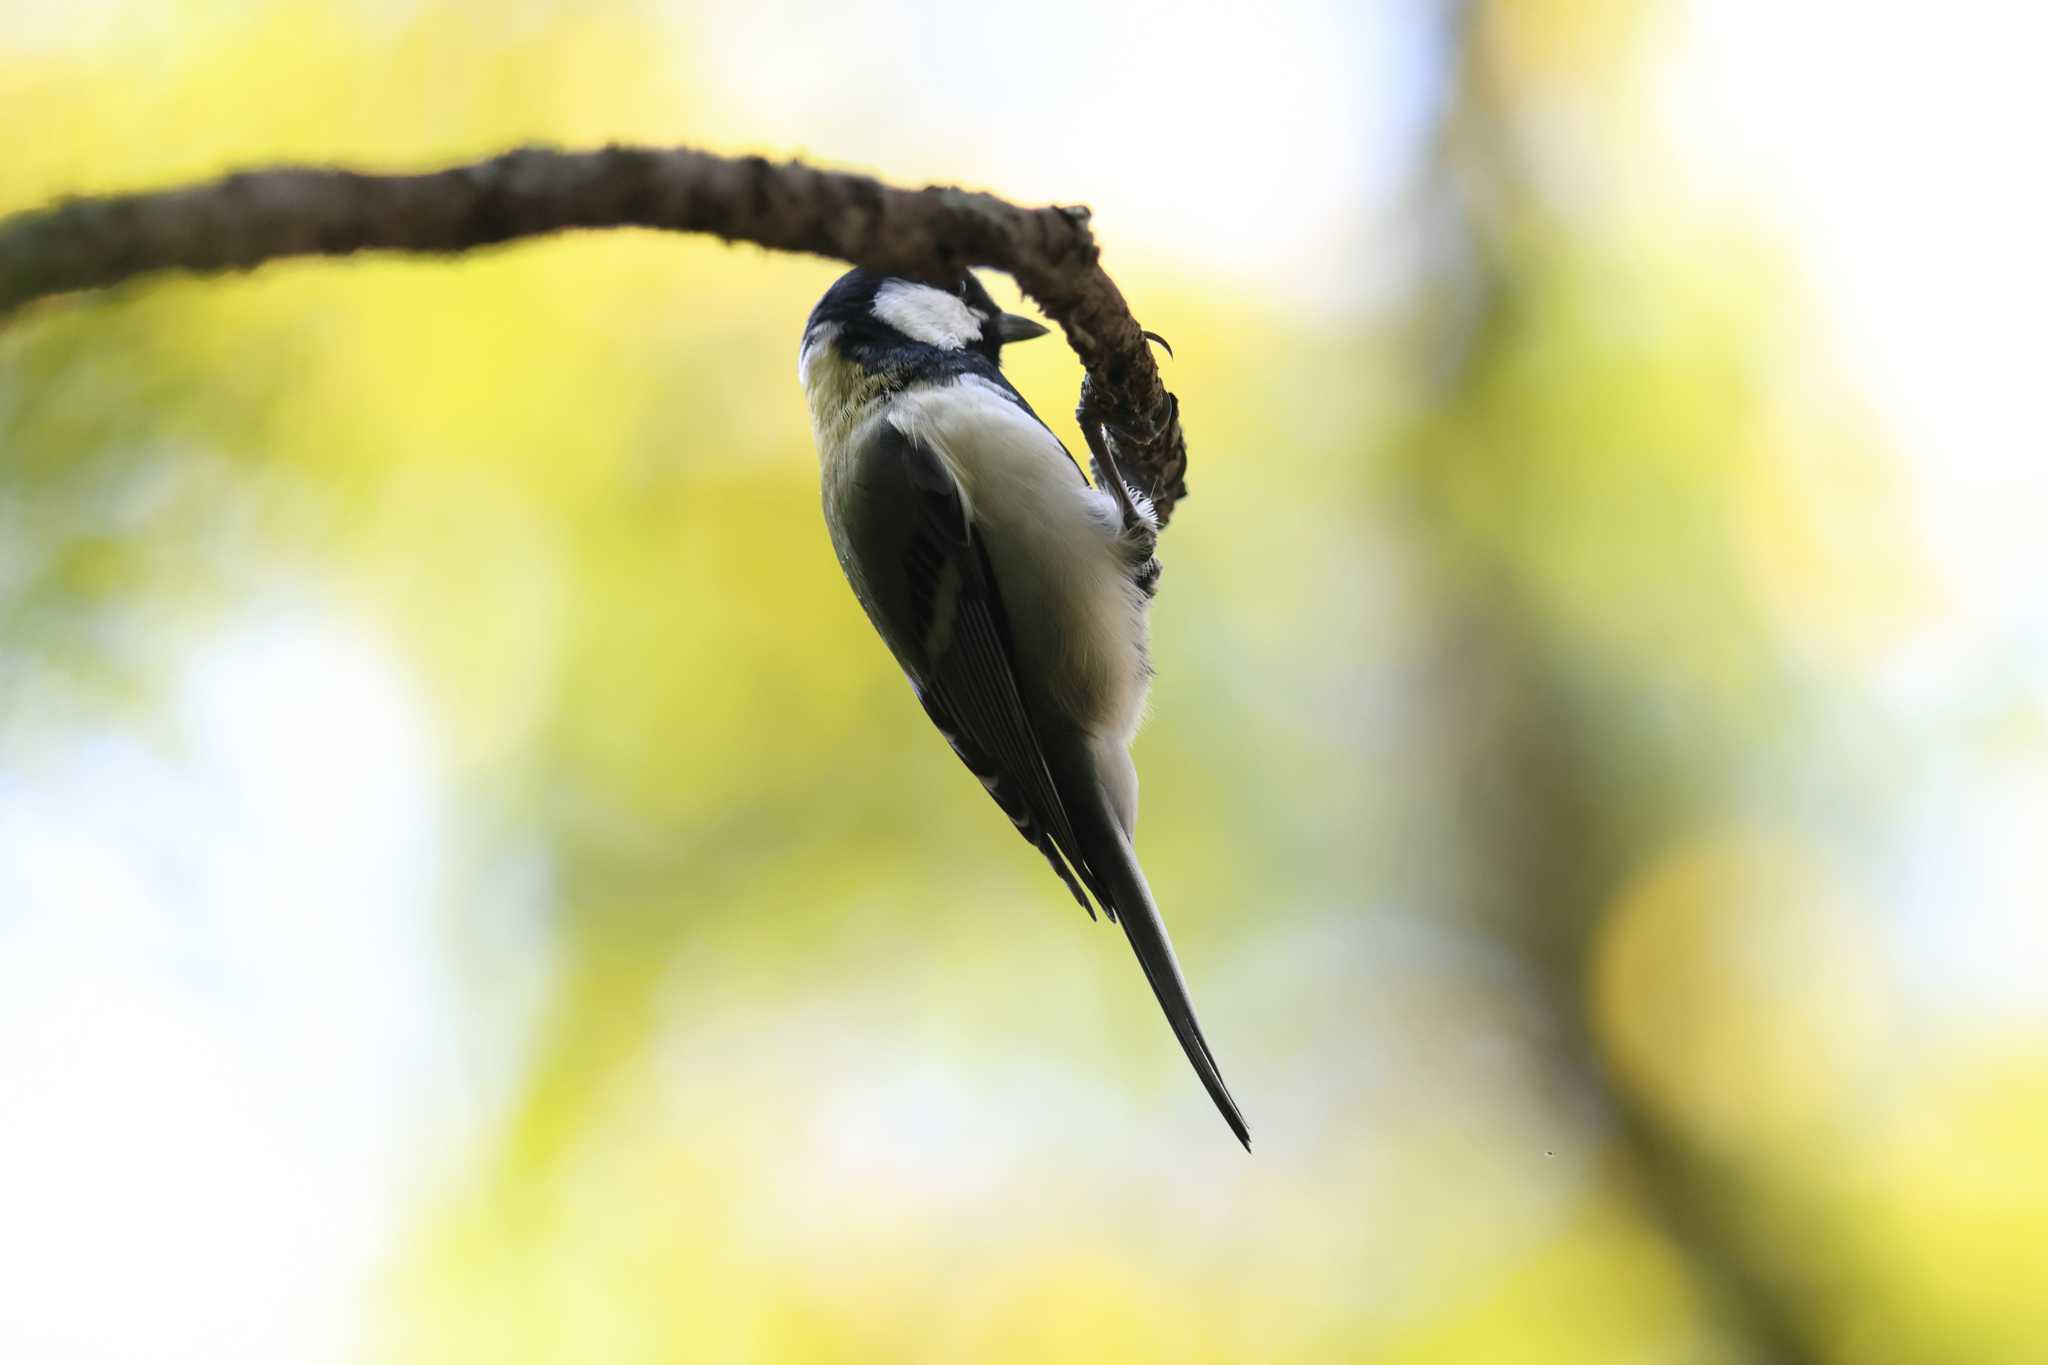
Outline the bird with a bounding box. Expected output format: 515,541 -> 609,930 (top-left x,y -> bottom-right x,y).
798,266 -> 1249,1148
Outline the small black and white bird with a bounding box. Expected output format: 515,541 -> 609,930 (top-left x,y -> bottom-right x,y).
799,267 -> 1249,1148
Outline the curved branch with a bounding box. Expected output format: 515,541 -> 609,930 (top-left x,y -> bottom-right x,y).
0,144 -> 1191,522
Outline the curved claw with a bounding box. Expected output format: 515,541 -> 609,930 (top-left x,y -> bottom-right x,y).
1141,329 -> 1175,359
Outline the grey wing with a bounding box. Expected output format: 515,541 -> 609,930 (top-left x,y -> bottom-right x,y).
839,420 -> 1106,921
835,418 -> 1249,1146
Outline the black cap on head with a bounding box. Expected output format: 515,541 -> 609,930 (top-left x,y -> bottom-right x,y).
804,268 -> 1048,367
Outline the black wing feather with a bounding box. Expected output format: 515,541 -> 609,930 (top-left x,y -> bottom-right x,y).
881,423 -> 1106,921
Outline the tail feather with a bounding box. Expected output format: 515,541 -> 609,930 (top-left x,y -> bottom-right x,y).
1078,814 -> 1250,1150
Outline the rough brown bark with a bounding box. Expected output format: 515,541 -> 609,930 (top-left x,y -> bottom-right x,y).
0,144 -> 1191,522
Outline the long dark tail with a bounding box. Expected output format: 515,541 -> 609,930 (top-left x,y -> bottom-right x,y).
1076,810 -> 1251,1149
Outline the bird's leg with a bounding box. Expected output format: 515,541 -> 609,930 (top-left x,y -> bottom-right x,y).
1076,381 -> 1163,596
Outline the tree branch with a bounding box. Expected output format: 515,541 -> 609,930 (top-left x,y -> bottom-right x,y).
0,144 -> 1191,522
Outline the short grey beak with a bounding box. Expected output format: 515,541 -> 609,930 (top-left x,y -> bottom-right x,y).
996,312 -> 1051,344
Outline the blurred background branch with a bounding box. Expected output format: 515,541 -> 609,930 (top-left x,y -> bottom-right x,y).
1385,7 -> 1821,1358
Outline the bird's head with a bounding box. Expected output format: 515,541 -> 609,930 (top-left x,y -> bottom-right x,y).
799,268 -> 1050,391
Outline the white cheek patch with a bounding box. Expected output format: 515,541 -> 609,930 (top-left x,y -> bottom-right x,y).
871,280 -> 987,350
797,322 -> 840,388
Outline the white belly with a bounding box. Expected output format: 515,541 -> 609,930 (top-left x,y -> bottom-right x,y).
886,377 -> 1152,745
